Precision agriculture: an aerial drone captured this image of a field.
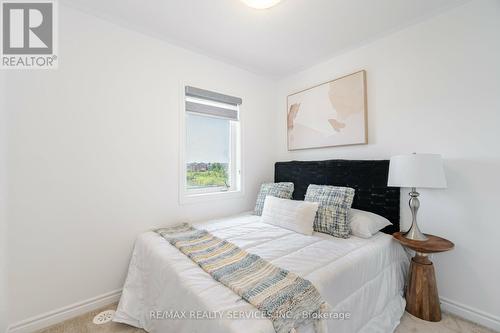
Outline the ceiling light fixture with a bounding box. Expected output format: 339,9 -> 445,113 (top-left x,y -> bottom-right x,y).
241,0 -> 282,10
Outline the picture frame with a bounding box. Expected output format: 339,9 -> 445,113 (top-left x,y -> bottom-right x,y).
287,70 -> 367,150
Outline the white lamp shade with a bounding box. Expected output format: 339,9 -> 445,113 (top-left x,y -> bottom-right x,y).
388,154 -> 447,188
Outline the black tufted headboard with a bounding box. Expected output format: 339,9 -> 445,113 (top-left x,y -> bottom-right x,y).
274,159 -> 400,234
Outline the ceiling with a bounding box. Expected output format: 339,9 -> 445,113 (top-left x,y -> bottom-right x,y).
62,0 -> 466,78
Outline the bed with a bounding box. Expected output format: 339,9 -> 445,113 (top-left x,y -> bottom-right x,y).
114,160 -> 410,333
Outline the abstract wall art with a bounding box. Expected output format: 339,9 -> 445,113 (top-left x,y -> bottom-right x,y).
287,70 -> 367,150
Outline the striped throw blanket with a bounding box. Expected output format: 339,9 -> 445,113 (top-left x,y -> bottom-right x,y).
156,223 -> 327,333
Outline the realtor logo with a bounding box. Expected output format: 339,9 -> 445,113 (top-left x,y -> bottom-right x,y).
1,0 -> 57,69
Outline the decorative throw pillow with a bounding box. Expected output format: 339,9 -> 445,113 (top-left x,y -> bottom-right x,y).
261,196 -> 319,235
304,184 -> 355,238
254,182 -> 294,216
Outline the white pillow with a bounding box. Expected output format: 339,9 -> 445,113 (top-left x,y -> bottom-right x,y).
349,208 -> 392,238
261,196 -> 319,235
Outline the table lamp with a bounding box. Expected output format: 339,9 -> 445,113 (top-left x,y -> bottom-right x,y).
388,153 -> 447,241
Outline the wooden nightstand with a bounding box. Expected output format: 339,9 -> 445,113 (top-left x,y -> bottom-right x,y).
393,232 -> 454,322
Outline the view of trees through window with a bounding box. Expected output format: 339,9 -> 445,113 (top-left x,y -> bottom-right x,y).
186,162 -> 229,189
186,113 -> 231,190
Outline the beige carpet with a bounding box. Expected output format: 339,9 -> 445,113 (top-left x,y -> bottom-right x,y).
36,303 -> 497,333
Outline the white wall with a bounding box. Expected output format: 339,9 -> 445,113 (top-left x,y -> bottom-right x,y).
1,72 -> 8,333
275,0 -> 500,329
4,5 -> 276,328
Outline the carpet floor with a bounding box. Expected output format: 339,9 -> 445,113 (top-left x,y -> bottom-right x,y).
35,303 -> 497,333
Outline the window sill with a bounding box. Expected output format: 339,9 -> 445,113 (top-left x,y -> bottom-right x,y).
179,189 -> 243,205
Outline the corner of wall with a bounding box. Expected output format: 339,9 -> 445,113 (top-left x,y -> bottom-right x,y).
0,72 -> 9,333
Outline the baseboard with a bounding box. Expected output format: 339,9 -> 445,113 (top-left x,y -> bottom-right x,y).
7,289 -> 122,333
441,297 -> 500,332
7,291 -> 499,333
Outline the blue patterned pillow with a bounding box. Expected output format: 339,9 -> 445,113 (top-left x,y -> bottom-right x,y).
254,182 -> 294,216
304,184 -> 355,238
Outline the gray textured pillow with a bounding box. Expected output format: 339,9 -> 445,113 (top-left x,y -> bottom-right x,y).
304,184 -> 355,238
254,182 -> 294,216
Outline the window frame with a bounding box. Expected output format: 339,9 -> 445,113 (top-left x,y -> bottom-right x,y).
179,83 -> 243,204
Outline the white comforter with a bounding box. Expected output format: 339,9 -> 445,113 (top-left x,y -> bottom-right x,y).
114,213 -> 409,333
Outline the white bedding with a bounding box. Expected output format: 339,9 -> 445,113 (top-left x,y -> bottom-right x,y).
114,213 -> 409,333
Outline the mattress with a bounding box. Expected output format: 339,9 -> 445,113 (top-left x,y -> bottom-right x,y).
114,213 -> 409,333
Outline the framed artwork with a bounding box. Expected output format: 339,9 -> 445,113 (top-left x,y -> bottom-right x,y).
287,70 -> 367,150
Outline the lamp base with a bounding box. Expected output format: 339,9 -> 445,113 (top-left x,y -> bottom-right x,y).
404,223 -> 428,241
404,188 -> 429,242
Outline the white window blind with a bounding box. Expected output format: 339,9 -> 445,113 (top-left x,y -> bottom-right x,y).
185,86 -> 241,121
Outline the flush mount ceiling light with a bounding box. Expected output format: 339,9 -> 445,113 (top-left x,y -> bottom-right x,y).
241,0 -> 282,9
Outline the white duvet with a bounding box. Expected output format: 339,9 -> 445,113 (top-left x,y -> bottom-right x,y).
114,213 -> 409,333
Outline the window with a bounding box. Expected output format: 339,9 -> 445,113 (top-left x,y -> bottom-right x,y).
182,86 -> 241,198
